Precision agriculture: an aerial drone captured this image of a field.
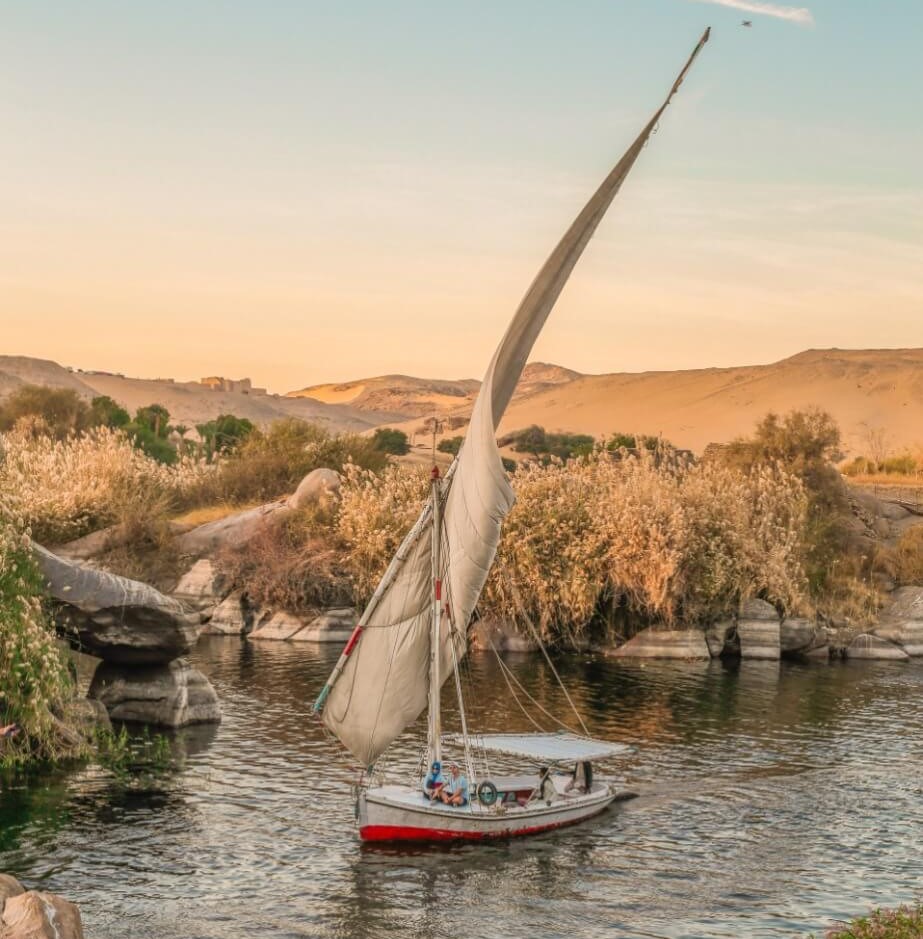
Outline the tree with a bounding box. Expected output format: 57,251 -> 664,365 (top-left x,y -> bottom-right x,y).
0,385 -> 91,438
437,436 -> 464,455
372,428 -> 410,455
89,395 -> 130,429
196,414 -> 255,456
134,404 -> 171,438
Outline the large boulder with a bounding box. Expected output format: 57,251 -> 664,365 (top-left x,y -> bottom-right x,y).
2,888 -> 84,939
0,874 -> 24,913
34,545 -> 198,665
469,617 -> 537,653
846,634 -> 909,660
291,608 -> 355,642
248,611 -> 305,641
200,590 -> 257,636
609,628 -> 710,660
875,586 -> 923,656
89,659 -> 221,726
171,559 -> 227,614
738,599 -> 781,660
288,468 -> 341,511
175,501 -> 289,557
705,619 -> 736,658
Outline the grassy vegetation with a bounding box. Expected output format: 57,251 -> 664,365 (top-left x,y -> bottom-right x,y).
822,903 -> 923,938
0,492 -> 82,766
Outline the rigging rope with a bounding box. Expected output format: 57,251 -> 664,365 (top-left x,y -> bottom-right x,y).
504,577 -> 591,736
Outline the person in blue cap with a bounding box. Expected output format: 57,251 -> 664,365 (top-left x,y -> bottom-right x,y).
423,760 -> 445,801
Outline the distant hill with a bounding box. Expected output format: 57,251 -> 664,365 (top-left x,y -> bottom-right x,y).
377,349 -> 923,457
4,350 -> 922,456
0,357 -> 381,434
287,362 -> 582,419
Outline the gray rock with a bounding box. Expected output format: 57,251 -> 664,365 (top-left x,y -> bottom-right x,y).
172,558 -> 227,613
89,659 -> 221,726
63,697 -> 112,736
34,545 -> 199,665
881,586 -> 923,621
175,501 -> 289,557
739,598 -> 779,621
469,617 -> 537,653
609,628 -> 710,660
705,619 -> 735,658
0,874 -> 24,914
780,617 -> 818,654
249,611 -> 305,641
737,620 -> 781,660
880,501 -> 911,520
200,590 -> 256,636
291,607 -> 356,642
52,521 -> 193,561
2,889 -> 84,939
846,634 -> 909,660
287,468 -> 341,511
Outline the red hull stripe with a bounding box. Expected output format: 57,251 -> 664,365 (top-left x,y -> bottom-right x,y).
360,807 -> 606,842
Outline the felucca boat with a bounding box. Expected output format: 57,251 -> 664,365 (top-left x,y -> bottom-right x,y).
313,29 -> 711,842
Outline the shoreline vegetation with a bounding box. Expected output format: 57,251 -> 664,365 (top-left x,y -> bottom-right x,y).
2,384 -> 923,765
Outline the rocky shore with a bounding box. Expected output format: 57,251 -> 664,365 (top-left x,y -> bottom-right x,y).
0,875 -> 82,939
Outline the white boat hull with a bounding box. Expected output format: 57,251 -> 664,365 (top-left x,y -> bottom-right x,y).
358,782 -> 618,842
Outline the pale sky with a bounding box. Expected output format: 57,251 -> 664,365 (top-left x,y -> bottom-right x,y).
2,1 -> 921,392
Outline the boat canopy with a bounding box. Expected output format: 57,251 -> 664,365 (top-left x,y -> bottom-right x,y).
443,732 -> 631,763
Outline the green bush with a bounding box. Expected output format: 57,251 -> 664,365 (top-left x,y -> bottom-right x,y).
0,498 -> 77,765
372,428 -> 410,455
437,436 -> 464,455
499,425 -> 595,460
193,419 -> 386,505
0,385 -> 92,439
197,414 -> 255,456
821,903 -> 923,938
89,395 -> 130,429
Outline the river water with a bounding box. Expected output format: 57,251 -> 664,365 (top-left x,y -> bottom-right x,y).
2,639 -> 923,938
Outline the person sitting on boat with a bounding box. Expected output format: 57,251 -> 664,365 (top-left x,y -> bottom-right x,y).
439,762 -> 469,807
565,761 -> 593,795
423,760 -> 445,801
532,766 -> 558,804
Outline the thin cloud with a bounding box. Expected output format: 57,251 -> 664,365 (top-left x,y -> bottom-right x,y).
691,0 -> 814,25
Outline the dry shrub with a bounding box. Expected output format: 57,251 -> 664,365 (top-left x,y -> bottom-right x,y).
0,426 -> 212,544
483,453 -> 808,640
876,525 -> 923,587
335,463 -> 430,605
216,506 -> 353,613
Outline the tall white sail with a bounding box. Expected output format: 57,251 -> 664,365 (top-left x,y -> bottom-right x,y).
316,29 -> 710,767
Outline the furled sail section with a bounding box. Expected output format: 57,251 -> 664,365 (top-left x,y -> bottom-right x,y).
316,29 -> 710,767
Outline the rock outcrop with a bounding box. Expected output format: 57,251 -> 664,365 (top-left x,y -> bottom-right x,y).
288,468 -> 341,511
846,633 -> 909,660
0,875 -> 83,939
469,617 -> 537,653
290,608 -> 355,642
874,586 -> 923,656
249,611 -> 305,642
200,590 -> 256,636
171,559 -> 227,614
176,468 -> 343,557
705,620 -> 736,658
608,628 -> 710,660
89,659 -> 221,726
34,545 -> 199,665
737,599 -> 781,660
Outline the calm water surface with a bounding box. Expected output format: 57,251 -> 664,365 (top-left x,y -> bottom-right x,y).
2,639 -> 923,938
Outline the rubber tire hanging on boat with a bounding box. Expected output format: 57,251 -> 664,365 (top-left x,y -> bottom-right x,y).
477,781 -> 499,806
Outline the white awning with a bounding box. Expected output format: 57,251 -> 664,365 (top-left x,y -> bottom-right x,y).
442,732 -> 631,763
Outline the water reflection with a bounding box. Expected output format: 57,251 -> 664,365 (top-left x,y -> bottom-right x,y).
2,638 -> 923,938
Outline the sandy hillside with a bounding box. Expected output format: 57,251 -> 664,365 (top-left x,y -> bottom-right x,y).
0,356 -> 99,397
382,349 -> 923,457
288,362 -> 580,420
0,357 -> 381,433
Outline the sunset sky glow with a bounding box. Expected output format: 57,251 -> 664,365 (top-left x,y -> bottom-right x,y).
2,0 -> 921,391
